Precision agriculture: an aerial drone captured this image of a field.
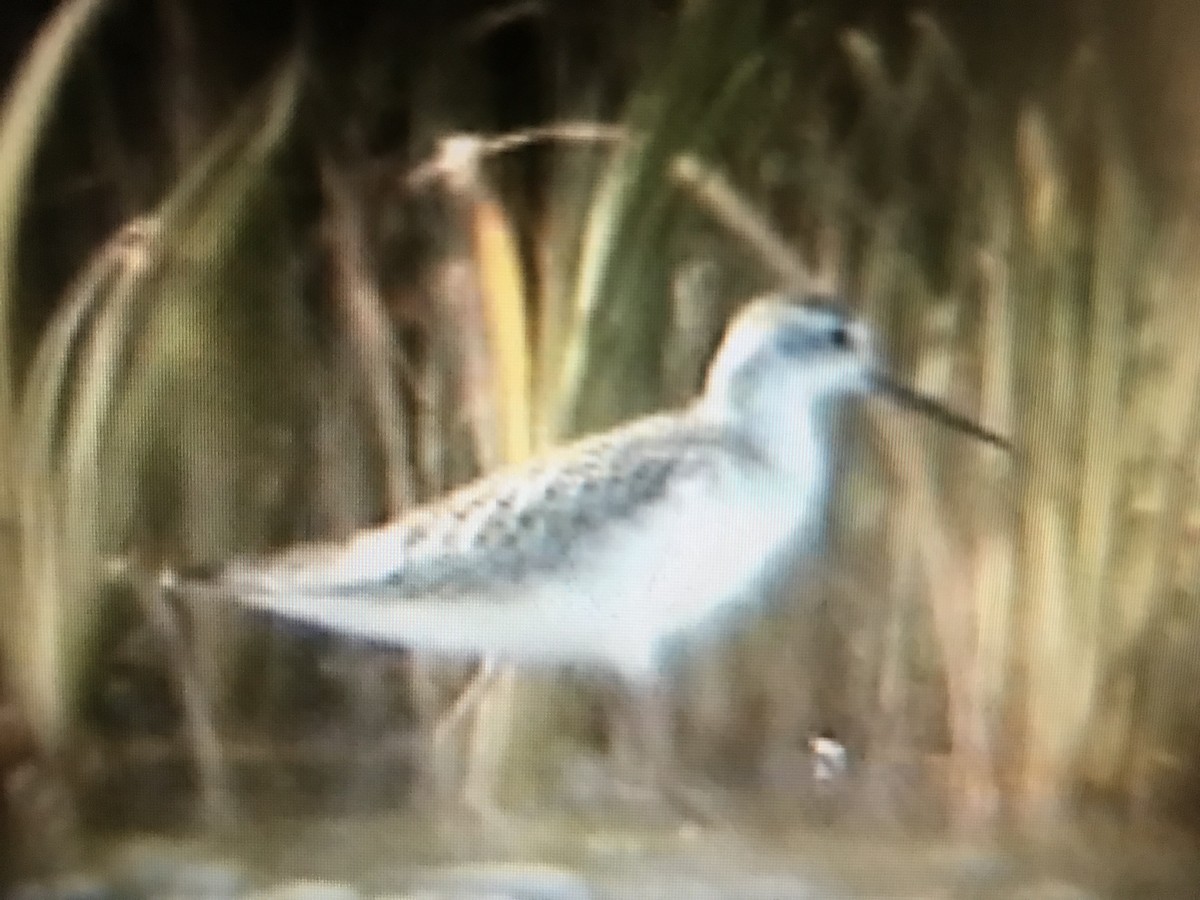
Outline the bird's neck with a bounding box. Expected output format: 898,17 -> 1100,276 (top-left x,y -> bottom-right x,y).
698,392 -> 834,488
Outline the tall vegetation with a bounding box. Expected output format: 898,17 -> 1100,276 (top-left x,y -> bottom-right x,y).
0,0 -> 1197,843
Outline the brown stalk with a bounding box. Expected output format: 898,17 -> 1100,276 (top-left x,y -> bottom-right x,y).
321,163 -> 418,514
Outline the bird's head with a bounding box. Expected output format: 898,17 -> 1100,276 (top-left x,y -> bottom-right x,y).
704,298 -> 874,412
702,294 -> 1009,449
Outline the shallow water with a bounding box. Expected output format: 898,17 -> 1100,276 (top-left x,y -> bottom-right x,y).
20,806 -> 1198,899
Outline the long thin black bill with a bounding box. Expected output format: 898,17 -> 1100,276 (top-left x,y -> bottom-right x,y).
874,374 -> 1012,451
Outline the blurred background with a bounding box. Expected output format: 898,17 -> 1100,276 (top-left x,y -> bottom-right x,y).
1,0 -> 1200,896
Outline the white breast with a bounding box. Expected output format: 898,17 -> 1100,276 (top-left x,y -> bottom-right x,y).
539,459 -> 820,680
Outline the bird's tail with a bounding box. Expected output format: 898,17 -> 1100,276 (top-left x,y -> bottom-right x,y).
107,550 -> 486,658
158,547 -> 549,664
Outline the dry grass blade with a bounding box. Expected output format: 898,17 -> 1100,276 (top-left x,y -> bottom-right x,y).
840,29 -> 891,109
470,192 -> 532,463
0,0 -> 114,512
1018,493 -> 1075,813
559,0 -> 768,438
453,171 -> 533,811
321,164 -> 417,513
10,58 -> 301,749
670,155 -> 811,289
1086,223 -> 1200,805
971,243 -> 1017,782
0,0 -> 118,745
13,222 -> 158,748
1075,149 -> 1136,640
154,54 -> 301,254
906,13 -> 970,103
1001,97 -> 1089,816
9,234 -> 155,762
898,303 -> 1001,824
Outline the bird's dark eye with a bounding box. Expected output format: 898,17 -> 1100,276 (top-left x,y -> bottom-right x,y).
829,324 -> 852,349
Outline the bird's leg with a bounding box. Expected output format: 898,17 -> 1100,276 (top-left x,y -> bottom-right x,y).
607,676 -> 719,827
605,676 -> 666,804
412,657 -> 519,829
460,663 -> 517,819
432,657 -> 500,746
405,656 -> 495,809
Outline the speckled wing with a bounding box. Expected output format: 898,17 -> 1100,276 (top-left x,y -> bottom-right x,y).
201,414 -> 748,606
